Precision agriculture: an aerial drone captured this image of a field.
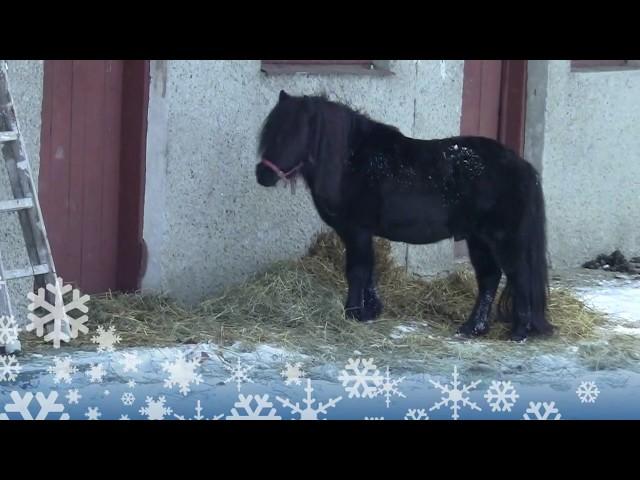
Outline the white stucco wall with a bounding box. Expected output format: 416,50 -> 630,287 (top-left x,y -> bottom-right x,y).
531,61 -> 640,268
0,60 -> 44,324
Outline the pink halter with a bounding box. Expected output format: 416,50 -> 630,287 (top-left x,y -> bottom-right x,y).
260,158 -> 303,194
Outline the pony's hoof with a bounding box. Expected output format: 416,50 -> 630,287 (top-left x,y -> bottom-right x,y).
510,333 -> 528,343
345,306 -> 361,321
363,299 -> 383,320
511,321 -> 531,342
457,320 -> 489,337
345,305 -> 378,322
364,289 -> 383,318
345,306 -> 368,322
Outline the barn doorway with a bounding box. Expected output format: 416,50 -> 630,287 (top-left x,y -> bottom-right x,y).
38,60 -> 149,294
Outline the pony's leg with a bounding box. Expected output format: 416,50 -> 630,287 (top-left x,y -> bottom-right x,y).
494,237 -> 550,342
503,271 -> 532,342
494,168 -> 552,342
363,271 -> 383,319
339,228 -> 376,321
457,235 -> 502,336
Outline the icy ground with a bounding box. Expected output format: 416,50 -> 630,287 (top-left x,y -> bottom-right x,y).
1,268 -> 639,420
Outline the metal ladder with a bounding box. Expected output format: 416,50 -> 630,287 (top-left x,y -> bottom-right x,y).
0,60 -> 60,354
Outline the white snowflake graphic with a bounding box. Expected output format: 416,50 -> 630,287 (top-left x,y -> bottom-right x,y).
0,315 -> 20,345
103,389 -> 110,396
47,356 -> 78,384
484,380 -> 520,412
65,389 -> 82,405
280,362 -> 306,386
429,366 -> 482,420
0,391 -> 69,420
25,276 -> 90,348
85,407 -> 101,420
223,358 -> 254,392
375,366 -> 405,408
576,381 -> 600,404
120,414 -> 130,420
523,401 -> 562,420
174,400 -> 224,420
127,379 -> 136,389
139,396 -> 173,420
338,358 -> 383,399
404,408 -> 429,420
0,354 -> 21,382
276,379 -> 342,420
86,363 -> 107,383
364,416 -> 385,420
226,394 -> 281,420
91,325 -> 121,352
119,352 -> 143,373
162,353 -> 203,396
121,392 -> 135,406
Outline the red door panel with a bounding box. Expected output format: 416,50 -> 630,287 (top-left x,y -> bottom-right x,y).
39,60 -> 148,294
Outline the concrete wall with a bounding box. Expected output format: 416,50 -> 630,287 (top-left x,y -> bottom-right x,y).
0,60 -> 44,324
142,60 -> 465,303
528,61 -> 640,268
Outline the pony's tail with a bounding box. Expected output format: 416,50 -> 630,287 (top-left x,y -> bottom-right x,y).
498,166 -> 553,335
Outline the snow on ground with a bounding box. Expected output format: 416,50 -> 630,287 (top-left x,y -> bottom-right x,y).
575,279 -> 640,327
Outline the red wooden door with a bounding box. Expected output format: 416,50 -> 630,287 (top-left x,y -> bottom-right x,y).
460,60 -> 504,140
39,60 -> 149,294
456,60 -> 528,258
460,60 -> 528,154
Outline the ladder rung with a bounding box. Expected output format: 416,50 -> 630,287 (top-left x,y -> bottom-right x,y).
0,131 -> 18,143
0,198 -> 33,213
2,264 -> 50,281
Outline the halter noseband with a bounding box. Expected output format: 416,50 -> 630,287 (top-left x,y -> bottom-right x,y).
260,158 -> 304,194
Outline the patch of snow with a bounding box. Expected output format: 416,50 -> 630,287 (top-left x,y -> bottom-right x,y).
575,283 -> 640,323
611,326 -> 640,336
390,325 -> 417,339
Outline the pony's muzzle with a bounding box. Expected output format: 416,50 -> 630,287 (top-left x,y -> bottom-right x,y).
256,162 -> 280,187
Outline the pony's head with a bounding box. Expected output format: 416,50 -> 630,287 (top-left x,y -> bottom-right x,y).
256,90 -> 352,211
256,90 -> 311,189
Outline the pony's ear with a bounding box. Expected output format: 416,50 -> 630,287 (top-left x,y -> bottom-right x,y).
279,89 -> 289,102
310,102 -> 351,213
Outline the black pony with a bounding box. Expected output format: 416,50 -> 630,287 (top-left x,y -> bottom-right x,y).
256,90 -> 552,342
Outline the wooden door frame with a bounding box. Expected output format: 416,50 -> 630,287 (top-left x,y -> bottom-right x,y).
117,60 -> 150,292
39,60 -> 149,293
460,60 -> 528,154
460,60 -> 504,140
497,60 -> 528,156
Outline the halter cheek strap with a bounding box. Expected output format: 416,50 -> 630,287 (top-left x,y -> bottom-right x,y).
260,159 -> 304,194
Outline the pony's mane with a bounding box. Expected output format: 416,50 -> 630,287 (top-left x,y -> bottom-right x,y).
258,91 -> 402,156
306,93 -> 402,136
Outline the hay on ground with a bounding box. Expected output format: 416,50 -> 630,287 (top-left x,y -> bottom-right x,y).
20,231 -> 613,367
